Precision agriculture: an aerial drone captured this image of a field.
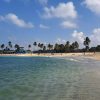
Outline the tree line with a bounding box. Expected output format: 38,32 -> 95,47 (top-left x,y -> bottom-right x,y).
0,37 -> 100,54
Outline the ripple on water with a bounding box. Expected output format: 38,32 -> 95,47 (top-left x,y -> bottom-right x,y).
0,57 -> 100,100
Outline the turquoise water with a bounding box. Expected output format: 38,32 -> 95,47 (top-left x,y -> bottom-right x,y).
0,57 -> 100,100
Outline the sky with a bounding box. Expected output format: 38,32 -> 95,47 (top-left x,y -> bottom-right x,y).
0,0 -> 100,48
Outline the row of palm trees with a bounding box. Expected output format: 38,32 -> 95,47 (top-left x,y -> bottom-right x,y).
27,42 -> 53,51
27,41 -> 79,52
0,37 -> 91,53
54,41 -> 79,53
0,42 -> 20,51
27,37 -> 91,53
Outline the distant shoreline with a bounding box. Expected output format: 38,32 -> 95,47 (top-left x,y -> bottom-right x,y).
0,52 -> 100,61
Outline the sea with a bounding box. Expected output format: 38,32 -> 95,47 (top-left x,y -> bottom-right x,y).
0,56 -> 100,100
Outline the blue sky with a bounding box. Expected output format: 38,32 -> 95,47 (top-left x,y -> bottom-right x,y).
0,0 -> 100,48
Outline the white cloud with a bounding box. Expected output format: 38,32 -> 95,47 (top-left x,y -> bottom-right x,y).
39,24 -> 49,29
84,0 -> 100,15
38,0 -> 48,5
90,28 -> 100,46
43,2 -> 77,19
42,2 -> 78,29
72,30 -> 85,44
61,21 -> 77,29
72,28 -> 100,47
56,38 -> 66,44
0,13 -> 34,28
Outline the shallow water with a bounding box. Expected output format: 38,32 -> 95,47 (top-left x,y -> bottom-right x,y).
0,56 -> 100,100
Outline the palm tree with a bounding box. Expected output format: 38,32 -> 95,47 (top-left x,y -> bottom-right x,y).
59,44 -> 65,53
70,41 -> 79,52
40,43 -> 44,50
54,43 -> 60,52
48,43 -> 51,50
33,42 -> 37,51
70,43 -> 75,52
84,37 -> 91,52
38,43 -> 44,51
48,43 -> 53,50
14,44 -> 20,52
43,46 -> 46,51
50,45 -> 53,50
1,44 -> 5,50
65,41 -> 70,52
74,41 -> 79,50
8,41 -> 12,50
28,44 -> 31,51
38,43 -> 41,50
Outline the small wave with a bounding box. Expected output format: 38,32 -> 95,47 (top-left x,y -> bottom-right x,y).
68,58 -> 80,62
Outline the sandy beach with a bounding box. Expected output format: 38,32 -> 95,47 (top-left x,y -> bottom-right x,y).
0,52 -> 100,60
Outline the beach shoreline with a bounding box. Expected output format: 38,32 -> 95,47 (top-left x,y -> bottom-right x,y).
0,52 -> 100,61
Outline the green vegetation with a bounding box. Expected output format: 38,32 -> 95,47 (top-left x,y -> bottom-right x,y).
0,37 -> 100,54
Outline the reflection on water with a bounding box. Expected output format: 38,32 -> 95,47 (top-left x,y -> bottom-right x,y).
0,57 -> 100,100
